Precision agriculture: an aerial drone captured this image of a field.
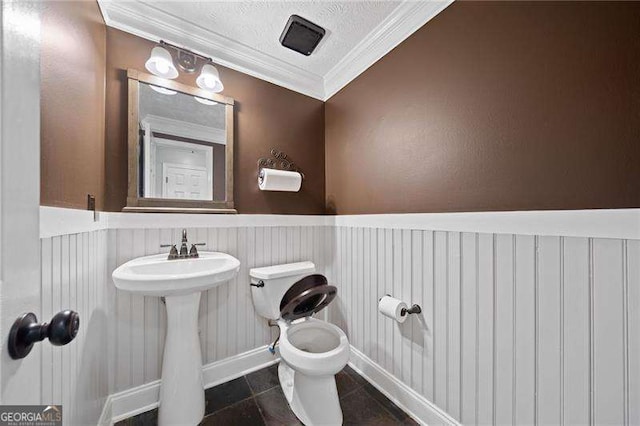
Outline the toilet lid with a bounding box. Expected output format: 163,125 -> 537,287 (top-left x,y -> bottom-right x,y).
279,274 -> 337,321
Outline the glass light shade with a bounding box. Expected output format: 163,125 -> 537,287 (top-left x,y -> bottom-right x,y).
149,85 -> 177,95
196,64 -> 224,93
145,46 -> 178,79
194,96 -> 218,106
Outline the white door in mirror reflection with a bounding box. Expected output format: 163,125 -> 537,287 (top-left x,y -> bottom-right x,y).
163,163 -> 209,200
146,138 -> 214,201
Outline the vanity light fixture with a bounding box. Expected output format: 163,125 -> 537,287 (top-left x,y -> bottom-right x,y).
145,40 -> 224,93
196,64 -> 224,93
145,46 -> 178,79
194,96 -> 218,106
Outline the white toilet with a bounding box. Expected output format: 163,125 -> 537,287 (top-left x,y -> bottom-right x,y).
250,261 -> 350,425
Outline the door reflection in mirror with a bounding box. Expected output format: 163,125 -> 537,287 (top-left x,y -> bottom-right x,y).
138,81 -> 226,202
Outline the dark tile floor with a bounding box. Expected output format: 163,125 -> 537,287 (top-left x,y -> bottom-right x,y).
116,364 -> 418,425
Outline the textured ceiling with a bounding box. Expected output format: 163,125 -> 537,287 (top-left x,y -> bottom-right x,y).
98,0 -> 453,99
145,1 -> 400,76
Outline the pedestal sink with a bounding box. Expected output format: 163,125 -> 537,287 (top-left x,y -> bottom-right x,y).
113,252 -> 240,426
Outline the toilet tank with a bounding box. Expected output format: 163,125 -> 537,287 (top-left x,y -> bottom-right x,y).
249,261 -> 316,320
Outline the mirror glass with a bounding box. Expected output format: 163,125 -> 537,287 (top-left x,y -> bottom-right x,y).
138,81 -> 227,201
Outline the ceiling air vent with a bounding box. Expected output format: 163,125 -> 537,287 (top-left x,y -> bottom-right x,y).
279,15 -> 325,56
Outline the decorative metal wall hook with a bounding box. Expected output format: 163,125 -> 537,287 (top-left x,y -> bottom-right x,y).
257,148 -> 305,179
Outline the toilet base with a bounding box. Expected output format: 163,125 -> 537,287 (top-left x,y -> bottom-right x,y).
278,362 -> 343,426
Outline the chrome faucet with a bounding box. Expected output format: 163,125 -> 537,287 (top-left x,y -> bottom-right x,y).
161,229 -> 205,260
179,229 -> 189,257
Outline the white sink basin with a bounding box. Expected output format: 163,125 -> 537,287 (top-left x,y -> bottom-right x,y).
112,251 -> 240,426
112,251 -> 240,296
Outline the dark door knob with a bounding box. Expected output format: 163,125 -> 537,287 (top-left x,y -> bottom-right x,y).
48,310 -> 80,346
8,310 -> 80,359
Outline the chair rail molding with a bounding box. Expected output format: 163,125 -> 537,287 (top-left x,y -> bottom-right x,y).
40,206 -> 640,240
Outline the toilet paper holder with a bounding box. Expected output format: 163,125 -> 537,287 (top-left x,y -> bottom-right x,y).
379,295 -> 422,317
402,304 -> 422,316
257,148 -> 305,179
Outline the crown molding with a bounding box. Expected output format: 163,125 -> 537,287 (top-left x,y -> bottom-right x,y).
142,114 -> 226,145
98,1 -> 453,101
98,1 -> 325,100
323,0 -> 453,100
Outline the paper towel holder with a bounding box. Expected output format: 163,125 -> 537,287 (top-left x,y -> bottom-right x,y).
257,148 -> 305,179
379,294 -> 422,317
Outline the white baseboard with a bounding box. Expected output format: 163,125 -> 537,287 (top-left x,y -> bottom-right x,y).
99,344 -> 456,425
109,380 -> 161,424
202,345 -> 279,389
348,346 -> 459,426
97,397 -> 112,426
99,345 -> 279,425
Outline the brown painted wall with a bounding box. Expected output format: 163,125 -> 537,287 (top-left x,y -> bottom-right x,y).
325,1 -> 640,214
105,28 -> 325,213
41,1 -> 106,210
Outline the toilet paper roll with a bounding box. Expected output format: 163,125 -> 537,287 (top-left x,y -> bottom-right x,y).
258,168 -> 302,192
378,295 -> 408,323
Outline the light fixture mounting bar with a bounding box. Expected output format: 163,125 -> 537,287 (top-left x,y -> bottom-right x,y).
145,41 -> 224,92
159,40 -> 212,63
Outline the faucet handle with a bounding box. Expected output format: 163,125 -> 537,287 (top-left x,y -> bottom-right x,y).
161,244 -> 179,259
181,229 -> 188,243
189,243 -> 206,258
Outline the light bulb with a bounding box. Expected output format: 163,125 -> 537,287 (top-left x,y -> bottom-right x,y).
155,60 -> 169,74
145,46 -> 178,79
196,64 -> 223,93
203,75 -> 215,89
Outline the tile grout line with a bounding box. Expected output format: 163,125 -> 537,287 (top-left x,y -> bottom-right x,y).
203,376 -> 260,420
252,392 -> 269,426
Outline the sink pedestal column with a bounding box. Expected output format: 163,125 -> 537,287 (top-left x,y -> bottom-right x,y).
159,292 -> 205,426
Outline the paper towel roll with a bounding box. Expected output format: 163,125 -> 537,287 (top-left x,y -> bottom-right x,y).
378,295 -> 408,323
258,168 -> 302,192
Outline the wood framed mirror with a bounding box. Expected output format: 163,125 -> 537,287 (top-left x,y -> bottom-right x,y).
125,69 -> 235,213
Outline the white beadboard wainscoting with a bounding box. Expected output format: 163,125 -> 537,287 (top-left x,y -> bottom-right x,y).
37,207 -> 639,425
40,229 -> 110,426
327,227 -> 640,425
107,225 -> 333,394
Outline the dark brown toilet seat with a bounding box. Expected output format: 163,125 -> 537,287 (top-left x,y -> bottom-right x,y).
279,274 -> 337,321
